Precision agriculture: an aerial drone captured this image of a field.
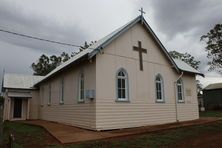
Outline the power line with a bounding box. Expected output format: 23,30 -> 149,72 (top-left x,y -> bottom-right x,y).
0,28 -> 95,49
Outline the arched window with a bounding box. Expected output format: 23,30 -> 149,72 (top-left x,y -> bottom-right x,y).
155,74 -> 164,102
78,73 -> 85,102
59,78 -> 64,104
48,83 -> 51,105
177,79 -> 184,102
116,69 -> 129,101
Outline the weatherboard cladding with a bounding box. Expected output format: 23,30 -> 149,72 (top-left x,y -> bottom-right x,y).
35,15 -> 203,86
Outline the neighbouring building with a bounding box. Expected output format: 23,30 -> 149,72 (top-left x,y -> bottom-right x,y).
203,83 -> 222,110
2,15 -> 203,131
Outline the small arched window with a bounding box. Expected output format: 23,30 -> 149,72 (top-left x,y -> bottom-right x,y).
59,78 -> 64,104
155,74 -> 164,102
78,73 -> 85,102
116,69 -> 128,101
177,79 -> 184,102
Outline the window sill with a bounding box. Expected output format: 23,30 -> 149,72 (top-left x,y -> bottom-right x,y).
177,100 -> 185,103
156,100 -> 165,103
115,99 -> 130,103
78,100 -> 85,103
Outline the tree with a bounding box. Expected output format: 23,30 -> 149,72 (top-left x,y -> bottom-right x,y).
31,54 -> 52,76
196,80 -> 203,94
31,41 -> 97,76
201,24 -> 222,72
169,50 -> 200,70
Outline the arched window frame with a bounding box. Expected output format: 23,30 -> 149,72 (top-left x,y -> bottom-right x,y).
59,78 -> 64,104
155,74 -> 165,102
116,68 -> 129,102
48,83 -> 51,105
41,86 -> 44,106
176,78 -> 184,103
78,72 -> 85,102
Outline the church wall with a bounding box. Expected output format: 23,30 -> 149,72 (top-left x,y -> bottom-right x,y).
29,90 -> 40,119
95,23 -> 199,130
3,91 -> 9,121
177,74 -> 199,121
38,59 -> 96,130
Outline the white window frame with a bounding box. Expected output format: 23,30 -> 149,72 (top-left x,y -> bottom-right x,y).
48,84 -> 51,105
155,74 -> 164,102
116,68 -> 129,102
59,78 -> 64,104
78,73 -> 85,102
177,79 -> 184,103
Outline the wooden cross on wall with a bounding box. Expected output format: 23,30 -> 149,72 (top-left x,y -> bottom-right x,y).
133,41 -> 147,71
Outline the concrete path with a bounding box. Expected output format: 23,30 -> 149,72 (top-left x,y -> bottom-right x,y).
20,118 -> 221,144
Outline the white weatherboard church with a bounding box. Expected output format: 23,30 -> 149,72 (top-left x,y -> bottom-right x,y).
2,13 -> 203,131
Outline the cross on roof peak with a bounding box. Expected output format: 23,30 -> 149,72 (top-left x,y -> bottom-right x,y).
139,7 -> 146,16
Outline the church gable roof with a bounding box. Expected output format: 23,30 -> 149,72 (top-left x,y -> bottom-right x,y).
35,15 -> 203,85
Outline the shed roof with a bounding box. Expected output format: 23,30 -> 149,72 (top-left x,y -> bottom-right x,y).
204,83 -> 222,90
173,59 -> 204,76
3,73 -> 43,90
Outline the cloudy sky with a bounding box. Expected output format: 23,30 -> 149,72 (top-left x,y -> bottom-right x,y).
0,0 -> 222,83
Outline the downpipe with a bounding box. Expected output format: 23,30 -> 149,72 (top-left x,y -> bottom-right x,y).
174,72 -> 183,122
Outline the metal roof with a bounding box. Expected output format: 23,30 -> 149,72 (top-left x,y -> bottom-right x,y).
34,15 -> 203,85
204,83 -> 222,90
3,73 -> 43,90
173,59 -> 204,76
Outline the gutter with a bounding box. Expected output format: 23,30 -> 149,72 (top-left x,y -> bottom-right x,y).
174,71 -> 183,122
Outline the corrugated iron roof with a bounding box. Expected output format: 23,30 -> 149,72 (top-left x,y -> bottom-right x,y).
204,83 -> 222,90
3,73 -> 43,89
173,59 -> 203,76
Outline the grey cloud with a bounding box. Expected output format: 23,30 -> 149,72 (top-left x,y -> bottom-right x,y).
0,0 -> 89,54
0,0 -> 93,87
149,0 -> 222,39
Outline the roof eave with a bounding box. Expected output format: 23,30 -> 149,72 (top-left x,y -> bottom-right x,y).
34,53 -> 89,86
2,87 -> 38,90
180,69 -> 204,77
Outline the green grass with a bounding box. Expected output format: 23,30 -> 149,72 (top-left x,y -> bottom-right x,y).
200,110 -> 222,117
2,120 -> 222,148
2,121 -> 47,148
